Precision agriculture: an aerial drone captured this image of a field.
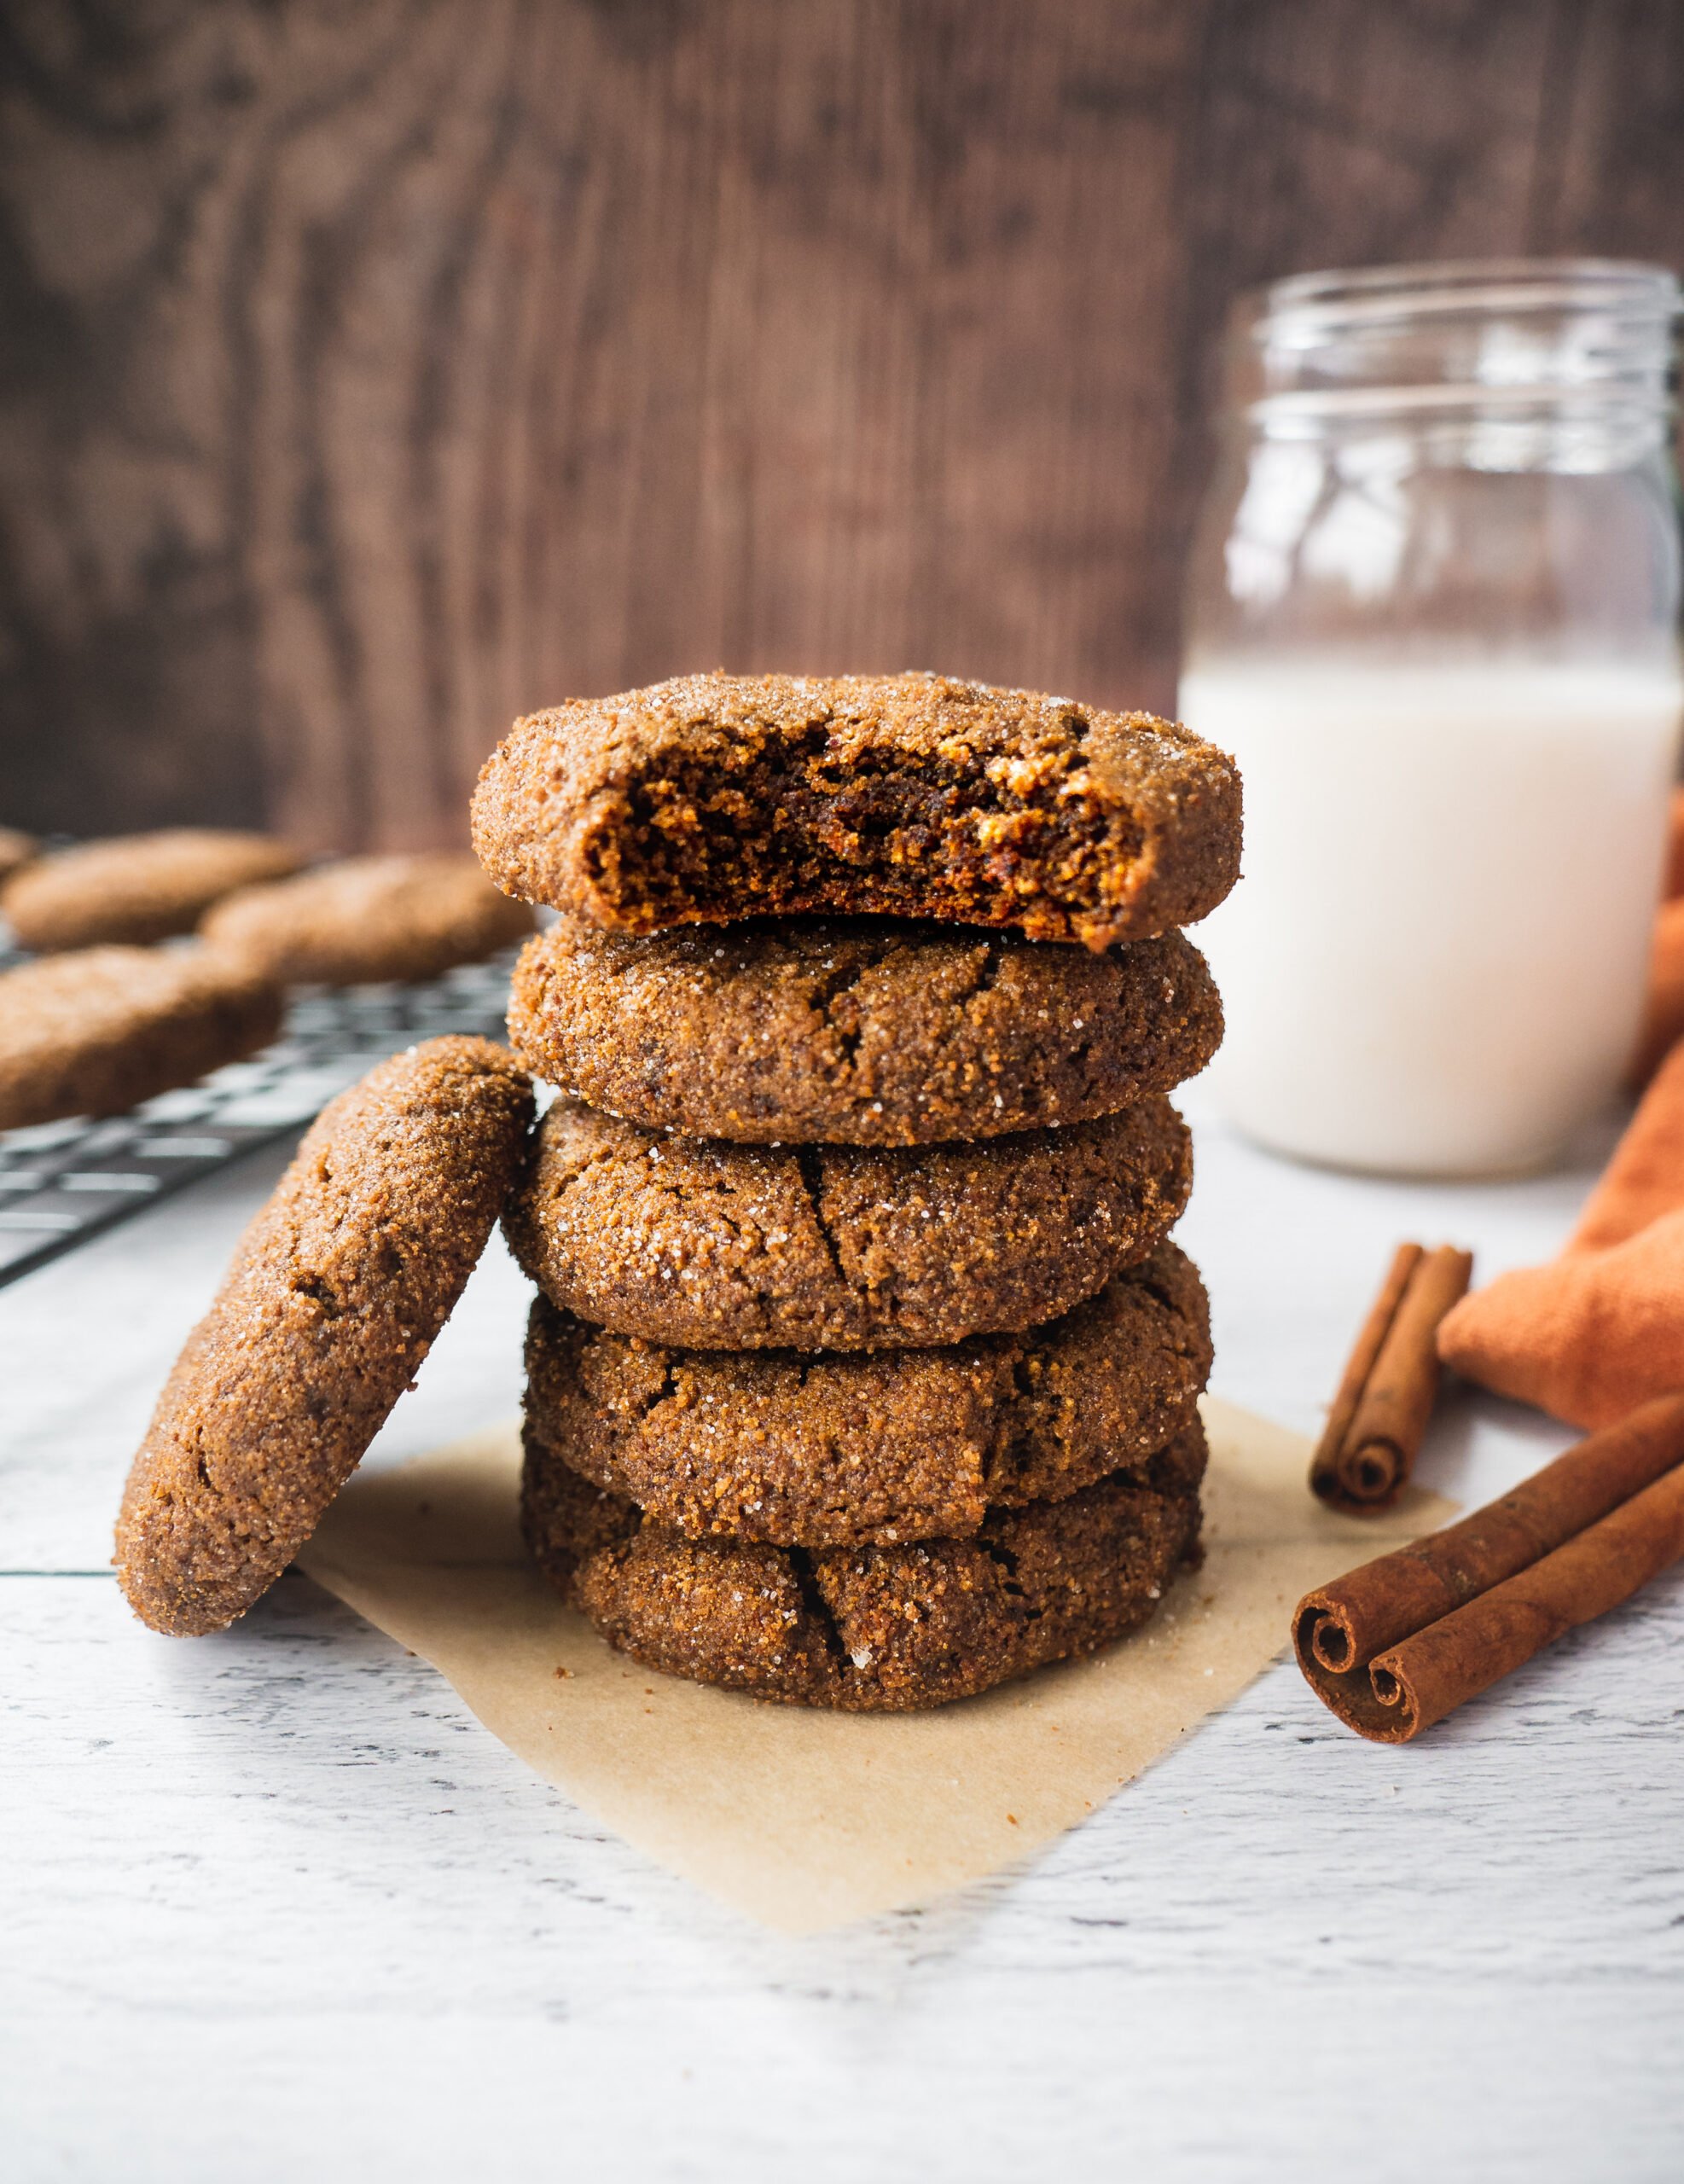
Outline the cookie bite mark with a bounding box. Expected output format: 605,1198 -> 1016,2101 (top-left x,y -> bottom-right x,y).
471,672 -> 1241,950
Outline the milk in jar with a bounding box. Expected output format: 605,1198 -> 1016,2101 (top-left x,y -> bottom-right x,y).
1179,659 -> 1682,1174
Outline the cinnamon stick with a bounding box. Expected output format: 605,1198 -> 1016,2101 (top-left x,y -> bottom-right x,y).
1309,1242 -> 1472,1512
1295,1392 -> 1684,1741
1308,1243 -> 1420,1507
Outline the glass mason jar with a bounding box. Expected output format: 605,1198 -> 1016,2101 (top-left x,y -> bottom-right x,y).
1179,260 -> 1683,1177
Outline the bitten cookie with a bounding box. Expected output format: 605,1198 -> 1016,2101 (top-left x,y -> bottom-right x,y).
3,830 -> 303,952
523,1240 -> 1211,1546
200,853 -> 534,985
507,914 -> 1221,1145
472,671 -> 1241,950
503,1095 -> 1192,1351
113,1037 -> 533,1635
522,1431 -> 1205,1711
0,945 -> 282,1131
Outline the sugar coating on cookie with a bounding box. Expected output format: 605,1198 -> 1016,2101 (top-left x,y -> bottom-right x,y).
522,1241 -> 1211,1545
503,1095 -> 1192,1351
522,1430 -> 1205,1711
113,1037 -> 533,1635
471,671 -> 1242,951
507,914 -> 1221,1145
200,852 -> 534,985
0,944 -> 282,1131
3,829 -> 303,952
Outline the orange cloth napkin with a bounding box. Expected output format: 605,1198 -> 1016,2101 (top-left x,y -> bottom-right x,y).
1667,785 -> 1684,900
1438,1037 -> 1684,1428
1630,790 -> 1684,1083
1630,897 -> 1684,1085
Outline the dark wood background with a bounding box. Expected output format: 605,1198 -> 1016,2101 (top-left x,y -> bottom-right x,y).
2,0 -> 1681,848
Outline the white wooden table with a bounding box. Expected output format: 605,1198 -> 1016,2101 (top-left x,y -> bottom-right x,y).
3,1089 -> 1681,2182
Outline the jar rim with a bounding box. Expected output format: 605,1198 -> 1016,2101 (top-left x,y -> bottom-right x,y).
1228,258 -> 1679,427
1242,258 -> 1681,340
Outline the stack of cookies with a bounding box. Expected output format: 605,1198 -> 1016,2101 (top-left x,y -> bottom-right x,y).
476,671 -> 1243,1711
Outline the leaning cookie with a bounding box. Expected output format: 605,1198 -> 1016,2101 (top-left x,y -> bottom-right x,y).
503,1095 -> 1192,1351
472,671 -> 1242,951
200,853 -> 534,985
3,830 -> 303,952
114,1038 -> 533,1636
523,1432 -> 1204,1711
0,946 -> 282,1132
508,915 -> 1221,1145
523,1240 -> 1211,1546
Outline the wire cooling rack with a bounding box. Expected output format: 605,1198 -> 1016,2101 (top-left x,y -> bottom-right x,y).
0,950 -> 522,1287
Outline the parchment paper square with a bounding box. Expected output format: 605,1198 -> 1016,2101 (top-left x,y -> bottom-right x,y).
298,1397 -> 1451,1930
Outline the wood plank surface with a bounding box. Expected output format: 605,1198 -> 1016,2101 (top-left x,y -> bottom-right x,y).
1,0 -> 1681,845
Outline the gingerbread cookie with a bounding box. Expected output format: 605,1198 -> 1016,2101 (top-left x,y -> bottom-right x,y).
200,853 -> 533,985
0,945 -> 282,1131
523,1431 -> 1204,1711
114,1037 -> 533,1635
503,1095 -> 1192,1351
522,1240 -> 1210,1545
507,914 -> 1220,1144
472,671 -> 1241,950
0,827 -> 35,885
3,830 -> 303,952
